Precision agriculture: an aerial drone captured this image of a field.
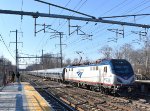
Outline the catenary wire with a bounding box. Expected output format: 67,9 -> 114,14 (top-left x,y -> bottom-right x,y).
61,0 -> 150,59
0,34 -> 15,60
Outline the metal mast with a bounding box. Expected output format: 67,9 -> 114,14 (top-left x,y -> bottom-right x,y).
16,30 -> 18,74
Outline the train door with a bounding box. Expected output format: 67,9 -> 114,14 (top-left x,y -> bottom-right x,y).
62,68 -> 66,82
68,67 -> 73,82
101,66 -> 107,84
69,68 -> 71,81
100,66 -> 104,84
71,68 -> 73,81
104,66 -> 109,84
66,68 -> 72,82
99,67 -> 102,83
66,68 -> 69,80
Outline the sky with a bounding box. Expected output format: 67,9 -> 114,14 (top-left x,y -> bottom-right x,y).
0,0 -> 150,68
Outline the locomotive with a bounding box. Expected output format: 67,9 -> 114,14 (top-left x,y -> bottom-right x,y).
29,59 -> 135,93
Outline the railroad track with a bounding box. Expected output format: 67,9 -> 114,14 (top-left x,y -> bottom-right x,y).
24,77 -> 76,111
22,74 -> 150,111
48,87 -> 133,111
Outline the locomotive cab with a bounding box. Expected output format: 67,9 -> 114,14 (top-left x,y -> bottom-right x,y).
99,59 -> 135,94
111,59 -> 135,85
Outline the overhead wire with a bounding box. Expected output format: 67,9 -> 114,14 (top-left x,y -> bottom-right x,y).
56,0 -> 86,31
86,0 -> 148,35
44,0 -> 88,52
19,52 -> 37,57
59,0 -> 105,40
32,0 -> 150,60
32,0 -> 73,56
62,0 -> 130,54
0,34 -> 15,60
76,0 -> 137,33
82,27 -> 148,57
129,4 -> 150,23
79,0 -> 136,34
38,0 -> 73,51
88,0 -> 150,38
64,0 -> 150,58
83,13 -> 150,57
62,0 -> 131,51
45,0 -> 88,49
56,0 -> 88,43
34,0 -> 150,61
50,0 -> 72,26
118,0 -> 150,15
100,0 -> 127,16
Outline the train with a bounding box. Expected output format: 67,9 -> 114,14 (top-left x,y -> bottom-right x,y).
28,59 -> 135,94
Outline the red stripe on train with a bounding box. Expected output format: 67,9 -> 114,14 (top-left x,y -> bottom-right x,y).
65,78 -> 127,86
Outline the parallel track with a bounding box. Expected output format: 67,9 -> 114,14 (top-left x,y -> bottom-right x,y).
22,74 -> 150,111
25,78 -> 76,111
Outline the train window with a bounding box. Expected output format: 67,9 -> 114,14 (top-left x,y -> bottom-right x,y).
66,69 -> 67,72
72,68 -> 73,71
104,67 -> 107,73
96,66 -> 98,70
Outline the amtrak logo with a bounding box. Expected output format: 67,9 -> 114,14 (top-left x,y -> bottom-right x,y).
77,70 -> 84,78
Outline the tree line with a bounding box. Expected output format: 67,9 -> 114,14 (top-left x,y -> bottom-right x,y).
26,41 -> 150,78
99,43 -> 150,77
0,56 -> 15,74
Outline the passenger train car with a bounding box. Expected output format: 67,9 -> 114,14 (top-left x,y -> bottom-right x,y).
29,59 -> 135,93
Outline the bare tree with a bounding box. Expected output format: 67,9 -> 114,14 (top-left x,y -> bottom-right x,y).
113,47 -> 123,59
120,43 -> 133,62
72,58 -> 79,65
83,57 -> 90,64
130,50 -> 144,74
65,58 -> 71,66
41,53 -> 61,69
142,39 -> 150,75
99,45 -> 112,59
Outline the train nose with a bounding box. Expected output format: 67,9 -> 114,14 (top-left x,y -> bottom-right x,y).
117,77 -> 131,84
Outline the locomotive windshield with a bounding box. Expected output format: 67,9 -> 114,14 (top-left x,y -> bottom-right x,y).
111,59 -> 134,76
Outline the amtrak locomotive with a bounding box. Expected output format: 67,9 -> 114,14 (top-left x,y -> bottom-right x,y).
29,59 -> 135,93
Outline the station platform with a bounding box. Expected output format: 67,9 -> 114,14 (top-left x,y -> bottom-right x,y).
0,82 -> 52,111
135,80 -> 150,84
135,80 -> 150,93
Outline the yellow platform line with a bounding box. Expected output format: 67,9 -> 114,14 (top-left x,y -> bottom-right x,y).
23,82 -> 52,111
